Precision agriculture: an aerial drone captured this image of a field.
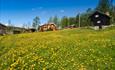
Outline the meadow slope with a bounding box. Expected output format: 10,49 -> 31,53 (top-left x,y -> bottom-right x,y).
0,27 -> 115,70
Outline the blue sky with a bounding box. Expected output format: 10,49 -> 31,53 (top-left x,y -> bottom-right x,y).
0,0 -> 115,27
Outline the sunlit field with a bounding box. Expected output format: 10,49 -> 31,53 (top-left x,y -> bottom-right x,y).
0,27 -> 115,70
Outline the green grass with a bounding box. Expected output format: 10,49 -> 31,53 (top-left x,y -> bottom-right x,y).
0,27 -> 115,70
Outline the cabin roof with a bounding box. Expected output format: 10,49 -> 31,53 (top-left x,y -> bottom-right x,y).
41,23 -> 56,26
0,23 -> 7,28
89,11 -> 110,19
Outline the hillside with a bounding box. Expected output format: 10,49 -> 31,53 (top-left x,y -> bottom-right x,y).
0,27 -> 115,70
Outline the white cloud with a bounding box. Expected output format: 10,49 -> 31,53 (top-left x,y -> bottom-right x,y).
32,6 -> 43,11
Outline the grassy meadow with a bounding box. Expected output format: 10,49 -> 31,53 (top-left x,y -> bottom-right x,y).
0,27 -> 115,70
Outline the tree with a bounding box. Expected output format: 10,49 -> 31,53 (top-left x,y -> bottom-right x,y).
75,14 -> 81,27
8,20 -> 11,26
32,16 -> 40,30
27,22 -> 31,29
48,17 -> 53,23
96,0 -> 111,13
111,5 -> 115,24
53,16 -> 60,27
53,16 -> 58,24
86,8 -> 93,14
61,16 -> 68,28
22,23 -> 28,29
78,13 -> 91,27
48,16 -> 60,28
68,17 -> 76,26
8,20 -> 14,32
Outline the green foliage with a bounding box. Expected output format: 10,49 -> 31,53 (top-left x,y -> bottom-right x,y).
32,16 -> 40,30
53,16 -> 58,25
48,17 -> 53,23
110,5 -> 115,25
68,17 -> 76,26
59,0 -> 115,28
7,20 -> 14,32
61,16 -> 69,28
0,27 -> 115,70
60,8 -> 94,28
96,0 -> 111,13
48,16 -> 60,28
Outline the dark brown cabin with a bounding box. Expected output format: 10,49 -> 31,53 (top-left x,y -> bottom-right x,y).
0,23 -> 7,35
9,26 -> 26,34
64,24 -> 76,29
13,30 -> 21,34
89,11 -> 111,29
28,28 -> 36,32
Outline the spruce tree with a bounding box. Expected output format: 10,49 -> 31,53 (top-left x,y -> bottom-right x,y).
96,0 -> 112,13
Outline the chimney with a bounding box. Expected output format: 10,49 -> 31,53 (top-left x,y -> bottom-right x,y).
105,12 -> 110,16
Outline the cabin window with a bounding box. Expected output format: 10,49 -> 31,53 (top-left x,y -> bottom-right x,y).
97,20 -> 101,23
95,14 -> 99,18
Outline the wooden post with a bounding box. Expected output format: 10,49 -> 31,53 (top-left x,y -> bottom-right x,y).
79,13 -> 81,28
